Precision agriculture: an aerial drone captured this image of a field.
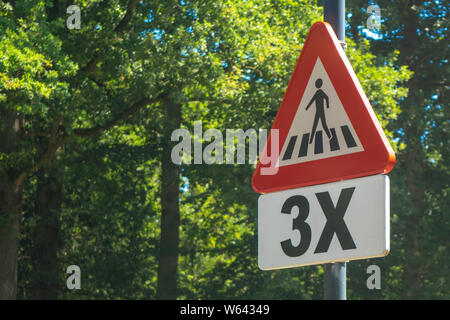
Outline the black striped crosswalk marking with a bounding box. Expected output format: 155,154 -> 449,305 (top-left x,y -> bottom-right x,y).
282,135 -> 298,160
329,128 -> 340,151
341,125 -> 357,148
282,126 -> 358,161
314,131 -> 323,154
298,133 -> 310,158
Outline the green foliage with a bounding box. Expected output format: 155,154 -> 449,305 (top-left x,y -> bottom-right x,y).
346,39 -> 412,149
8,0 -> 446,300
346,0 -> 449,299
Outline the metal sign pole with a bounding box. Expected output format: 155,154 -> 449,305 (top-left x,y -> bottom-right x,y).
324,263 -> 346,299
323,0 -> 347,300
324,0 -> 346,41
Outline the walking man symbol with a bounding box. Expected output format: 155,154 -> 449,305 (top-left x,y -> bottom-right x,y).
305,78 -> 332,144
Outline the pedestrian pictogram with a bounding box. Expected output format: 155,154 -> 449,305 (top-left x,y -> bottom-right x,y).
307,78 -> 330,143
278,57 -> 364,167
252,21 -> 395,193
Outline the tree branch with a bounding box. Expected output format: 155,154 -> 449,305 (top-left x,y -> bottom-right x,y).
71,144 -> 105,170
114,0 -> 139,33
14,91 -> 166,186
14,114 -> 64,187
73,92 -> 166,138
81,0 -> 139,75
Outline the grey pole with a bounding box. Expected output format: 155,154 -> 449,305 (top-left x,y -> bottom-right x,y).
324,263 -> 346,300
324,0 -> 346,41
323,0 -> 347,300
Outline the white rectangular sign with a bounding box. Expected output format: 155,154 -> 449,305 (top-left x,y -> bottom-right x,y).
258,174 -> 389,270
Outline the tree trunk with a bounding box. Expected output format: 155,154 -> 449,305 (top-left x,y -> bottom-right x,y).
398,1 -> 425,299
0,107 -> 23,300
30,166 -> 62,300
0,174 -> 22,300
156,99 -> 181,300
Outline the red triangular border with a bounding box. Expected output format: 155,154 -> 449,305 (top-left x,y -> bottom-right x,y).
252,21 -> 395,194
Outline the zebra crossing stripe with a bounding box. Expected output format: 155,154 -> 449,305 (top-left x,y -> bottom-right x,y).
282,135 -> 298,161
314,131 -> 323,154
341,125 -> 357,148
329,128 -> 340,151
298,133 -> 310,158
281,126 -> 361,160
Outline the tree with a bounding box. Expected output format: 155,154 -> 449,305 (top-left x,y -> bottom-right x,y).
1,0 -> 158,299
3,0 -> 414,300
346,0 -> 449,299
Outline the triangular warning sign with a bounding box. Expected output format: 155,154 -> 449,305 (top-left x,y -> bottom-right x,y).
252,21 -> 395,194
278,57 -> 364,166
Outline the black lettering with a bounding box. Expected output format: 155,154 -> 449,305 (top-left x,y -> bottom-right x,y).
314,187 -> 357,253
280,195 -> 312,257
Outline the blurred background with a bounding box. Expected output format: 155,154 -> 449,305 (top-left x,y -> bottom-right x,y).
0,0 -> 447,299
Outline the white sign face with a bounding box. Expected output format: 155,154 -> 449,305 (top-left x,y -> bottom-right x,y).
278,57 -> 364,167
258,174 -> 389,270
